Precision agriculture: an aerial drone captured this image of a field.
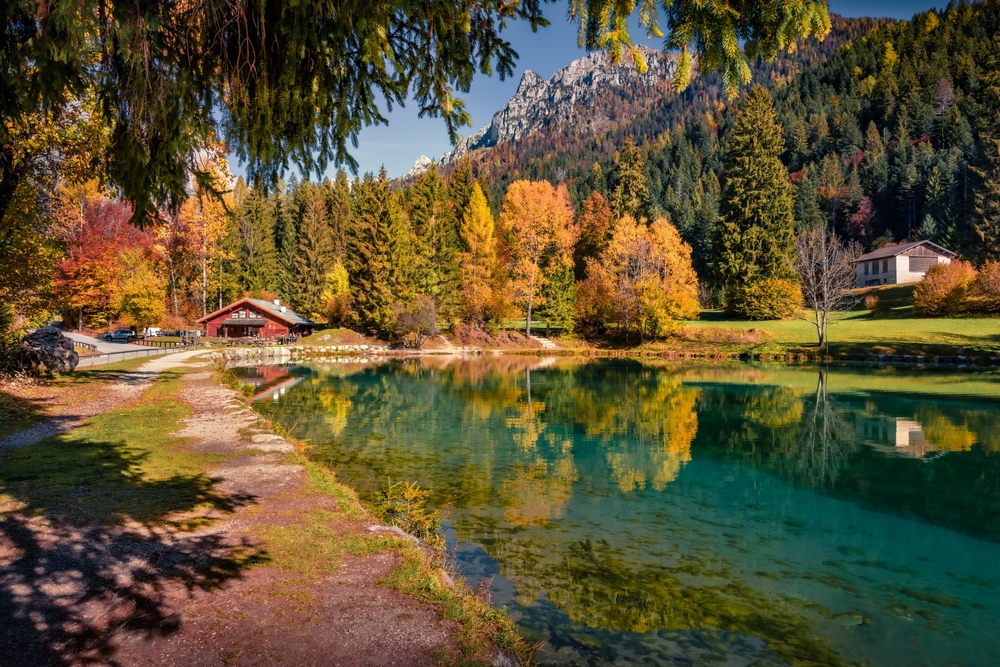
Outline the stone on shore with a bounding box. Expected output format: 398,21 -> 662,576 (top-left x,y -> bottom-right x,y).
21,328 -> 79,374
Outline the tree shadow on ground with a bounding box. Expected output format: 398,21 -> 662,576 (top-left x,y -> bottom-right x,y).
0,409 -> 267,664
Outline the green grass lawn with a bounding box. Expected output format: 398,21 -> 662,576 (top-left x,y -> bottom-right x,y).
683,311 -> 1000,357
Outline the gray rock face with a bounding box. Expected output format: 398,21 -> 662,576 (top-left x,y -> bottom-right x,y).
440,47 -> 676,163
21,328 -> 79,374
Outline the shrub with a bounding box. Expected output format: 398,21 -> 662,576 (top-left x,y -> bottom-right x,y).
972,261 -> 1000,313
373,479 -> 441,543
863,294 -> 880,312
392,295 -> 438,348
913,261 -> 976,316
728,278 -> 802,320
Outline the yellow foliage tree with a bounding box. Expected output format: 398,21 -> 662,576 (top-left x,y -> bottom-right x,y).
114,249 -> 167,329
179,143 -> 234,316
459,184 -> 498,326
498,180 -> 577,335
581,216 -> 700,340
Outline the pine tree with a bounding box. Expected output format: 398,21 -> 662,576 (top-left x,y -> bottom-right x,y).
275,177 -> 299,302
973,48 -> 1000,262
611,137 -> 650,221
235,185 -> 279,296
714,85 -> 796,303
448,162 -> 476,232
324,170 -> 352,261
407,167 -> 462,326
349,169 -> 415,333
293,184 -> 336,318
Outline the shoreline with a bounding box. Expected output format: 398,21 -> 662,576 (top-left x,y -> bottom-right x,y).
0,350 -> 534,666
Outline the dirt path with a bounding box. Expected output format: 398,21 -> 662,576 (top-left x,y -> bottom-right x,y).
0,350 -> 207,450
0,353 -> 490,666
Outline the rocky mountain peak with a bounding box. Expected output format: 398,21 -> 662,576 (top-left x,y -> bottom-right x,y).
439,47 -> 676,164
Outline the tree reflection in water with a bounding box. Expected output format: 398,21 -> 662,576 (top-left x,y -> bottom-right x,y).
239,358 -> 1000,667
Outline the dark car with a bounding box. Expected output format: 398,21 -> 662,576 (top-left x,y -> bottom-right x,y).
102,329 -> 136,342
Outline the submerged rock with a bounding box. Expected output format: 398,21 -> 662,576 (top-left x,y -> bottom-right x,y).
21,328 -> 79,374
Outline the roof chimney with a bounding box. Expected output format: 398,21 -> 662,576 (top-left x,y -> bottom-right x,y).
273,298 -> 280,306
280,306 -> 286,312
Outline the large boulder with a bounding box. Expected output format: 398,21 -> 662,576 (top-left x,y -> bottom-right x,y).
21,328 -> 79,374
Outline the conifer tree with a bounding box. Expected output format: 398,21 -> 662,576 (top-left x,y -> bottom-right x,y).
459,183 -> 498,326
235,184 -> 280,296
324,170 -> 352,261
349,169 -> 416,333
407,167 -> 462,326
611,137 -> 650,221
714,85 -> 796,307
974,47 -> 1000,262
448,162 -> 476,232
293,184 -> 336,318
275,177 -> 299,302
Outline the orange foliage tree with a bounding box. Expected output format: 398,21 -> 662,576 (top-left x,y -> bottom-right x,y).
579,215 -> 700,340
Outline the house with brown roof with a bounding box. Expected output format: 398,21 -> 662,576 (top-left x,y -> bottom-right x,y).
852,240 -> 956,288
196,297 -> 314,339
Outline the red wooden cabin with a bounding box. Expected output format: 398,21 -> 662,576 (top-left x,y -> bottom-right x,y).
197,297 -> 314,339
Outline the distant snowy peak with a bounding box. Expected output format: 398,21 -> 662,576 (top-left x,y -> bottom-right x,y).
404,155 -> 435,179
440,47 -> 677,164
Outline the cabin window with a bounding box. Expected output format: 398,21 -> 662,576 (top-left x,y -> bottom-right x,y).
864,262 -> 869,276
872,261 -> 879,275
238,309 -> 246,319
883,259 -> 889,273
249,311 -> 256,319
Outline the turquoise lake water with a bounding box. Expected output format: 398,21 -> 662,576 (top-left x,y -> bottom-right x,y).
238,357 -> 1000,666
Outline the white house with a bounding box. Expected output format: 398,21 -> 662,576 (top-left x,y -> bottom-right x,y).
852,240 -> 955,288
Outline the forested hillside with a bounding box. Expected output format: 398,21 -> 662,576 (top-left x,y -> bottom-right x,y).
6,3 -> 1000,346
464,15 -> 879,204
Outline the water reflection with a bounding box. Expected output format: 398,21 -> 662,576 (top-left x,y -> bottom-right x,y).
238,358 -> 1000,667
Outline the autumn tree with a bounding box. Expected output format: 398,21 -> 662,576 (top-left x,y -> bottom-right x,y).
114,249 -> 167,330
499,181 -> 577,336
574,191 -> 613,280
714,85 -> 797,317
460,184 -> 499,326
580,216 -> 700,340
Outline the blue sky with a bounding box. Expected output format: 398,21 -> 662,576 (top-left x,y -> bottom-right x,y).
234,2 -> 943,181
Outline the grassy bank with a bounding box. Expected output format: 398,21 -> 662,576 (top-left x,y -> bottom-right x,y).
0,357 -> 150,440
677,311 -> 1000,359
0,357 -> 534,665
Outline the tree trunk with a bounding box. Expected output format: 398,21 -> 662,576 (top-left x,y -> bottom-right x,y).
201,252 -> 208,317
168,254 -> 178,316
525,296 -> 532,337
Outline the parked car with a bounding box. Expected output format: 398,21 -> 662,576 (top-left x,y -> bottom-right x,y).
144,327 -> 163,337
102,329 -> 136,342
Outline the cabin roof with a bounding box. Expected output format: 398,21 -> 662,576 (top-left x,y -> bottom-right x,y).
852,240 -> 956,263
196,297 -> 314,326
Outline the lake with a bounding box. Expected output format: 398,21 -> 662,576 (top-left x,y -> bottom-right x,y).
237,356 -> 1000,667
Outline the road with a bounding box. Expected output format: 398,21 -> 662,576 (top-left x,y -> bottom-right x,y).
62,331 -> 140,353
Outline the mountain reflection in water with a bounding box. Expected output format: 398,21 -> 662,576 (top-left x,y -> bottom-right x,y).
237,357 -> 1000,667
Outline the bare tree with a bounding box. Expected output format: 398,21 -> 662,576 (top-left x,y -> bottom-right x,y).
794,226 -> 860,350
